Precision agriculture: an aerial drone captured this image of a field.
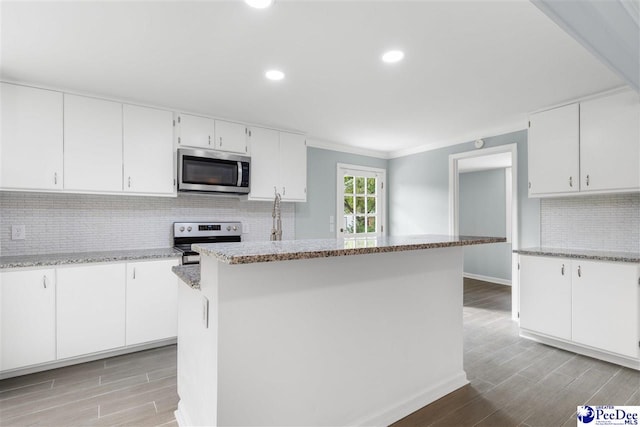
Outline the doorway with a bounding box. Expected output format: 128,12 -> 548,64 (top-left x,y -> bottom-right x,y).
336,163 -> 386,238
449,144 -> 519,320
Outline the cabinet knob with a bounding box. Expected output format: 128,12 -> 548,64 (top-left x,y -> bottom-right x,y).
54,172 -> 58,185
586,175 -> 590,186
219,137 -> 223,146
208,136 -> 211,145
569,176 -> 573,188
128,177 -> 131,188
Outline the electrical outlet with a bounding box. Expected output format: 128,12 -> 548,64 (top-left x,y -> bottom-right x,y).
11,225 -> 25,240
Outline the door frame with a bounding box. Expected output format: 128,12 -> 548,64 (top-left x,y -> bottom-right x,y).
448,143 -> 519,321
336,163 -> 387,238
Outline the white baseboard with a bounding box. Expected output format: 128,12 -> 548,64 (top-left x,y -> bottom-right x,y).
351,371 -> 469,426
174,401 -> 191,427
464,272 -> 511,286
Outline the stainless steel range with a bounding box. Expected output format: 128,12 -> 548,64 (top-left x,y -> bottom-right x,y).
173,221 -> 242,265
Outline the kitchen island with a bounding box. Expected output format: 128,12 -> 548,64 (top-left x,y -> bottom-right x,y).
175,235 -> 505,427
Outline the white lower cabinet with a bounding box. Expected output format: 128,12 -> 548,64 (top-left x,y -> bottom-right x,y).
56,264 -> 127,360
519,255 -> 639,363
571,260 -> 639,359
0,269 -> 56,371
126,259 -> 179,346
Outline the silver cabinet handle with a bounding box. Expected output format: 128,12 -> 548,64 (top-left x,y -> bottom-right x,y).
577,266 -> 582,277
133,268 -> 136,279
561,264 -> 565,275
586,175 -> 590,186
208,135 -> 211,145
569,176 -> 573,187
43,276 -> 47,289
128,177 -> 131,188
274,186 -> 277,194
54,172 -> 58,185
282,187 -> 286,196
219,136 -> 223,146
528,182 -> 531,189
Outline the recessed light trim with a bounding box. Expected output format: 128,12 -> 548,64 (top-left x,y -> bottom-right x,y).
245,0 -> 274,9
382,50 -> 405,64
265,69 -> 285,81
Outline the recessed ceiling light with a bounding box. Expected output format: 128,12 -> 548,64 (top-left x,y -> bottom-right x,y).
245,0 -> 274,9
382,50 -> 405,64
265,69 -> 285,81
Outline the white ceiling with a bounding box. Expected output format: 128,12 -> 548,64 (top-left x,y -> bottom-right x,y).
0,0 -> 625,157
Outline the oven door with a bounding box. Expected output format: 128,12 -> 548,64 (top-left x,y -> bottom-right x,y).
178,148 -> 250,194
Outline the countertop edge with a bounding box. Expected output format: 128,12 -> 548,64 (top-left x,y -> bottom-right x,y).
513,249 -> 640,264
172,265 -> 201,289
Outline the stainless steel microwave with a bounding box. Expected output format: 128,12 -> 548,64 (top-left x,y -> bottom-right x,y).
177,148 -> 250,194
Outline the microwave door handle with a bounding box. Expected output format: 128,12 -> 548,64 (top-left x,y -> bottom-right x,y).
237,161 -> 243,187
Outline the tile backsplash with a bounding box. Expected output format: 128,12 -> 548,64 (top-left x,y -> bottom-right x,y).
540,193 -> 639,253
0,192 -> 294,256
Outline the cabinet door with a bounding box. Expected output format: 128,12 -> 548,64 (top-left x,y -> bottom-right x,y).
123,105 -> 175,195
64,95 -> 123,192
519,256 -> 572,340
572,260 -> 639,359
0,83 -> 63,190
248,127 -> 280,200
178,113 -> 214,149
580,91 -> 640,192
126,259 -> 180,346
279,132 -> 307,202
0,269 -> 56,371
215,120 -> 248,154
528,104 -> 580,196
56,264 -> 126,359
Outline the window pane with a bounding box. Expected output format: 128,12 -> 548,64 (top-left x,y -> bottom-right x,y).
367,178 -> 376,194
344,196 -> 354,214
367,216 -> 376,233
356,196 -> 365,214
356,216 -> 365,233
344,216 -> 354,234
367,197 -> 376,214
355,177 -> 365,194
344,176 -> 354,194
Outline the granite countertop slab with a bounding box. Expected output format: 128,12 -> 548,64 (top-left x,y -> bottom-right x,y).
0,248 -> 182,269
172,264 -> 200,289
194,234 -> 506,265
514,247 -> 640,264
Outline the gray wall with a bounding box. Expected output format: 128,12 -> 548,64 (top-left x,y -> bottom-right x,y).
388,129 -> 540,249
459,169 -> 512,281
295,147 -> 389,239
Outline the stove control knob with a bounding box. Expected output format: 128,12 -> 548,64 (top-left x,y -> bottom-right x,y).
187,226 -> 192,232
232,226 -> 238,231
227,226 -> 231,231
179,226 -> 185,232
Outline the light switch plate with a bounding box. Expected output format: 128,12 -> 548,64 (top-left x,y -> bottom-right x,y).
11,225 -> 25,240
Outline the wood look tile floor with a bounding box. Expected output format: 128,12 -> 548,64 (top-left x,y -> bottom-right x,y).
1,278 -> 638,426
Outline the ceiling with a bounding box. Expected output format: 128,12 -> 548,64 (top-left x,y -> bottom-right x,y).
0,1 -> 626,157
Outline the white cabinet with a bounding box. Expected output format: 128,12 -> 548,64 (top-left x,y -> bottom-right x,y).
56,264 -> 126,359
572,260 -> 639,359
215,120 -> 248,154
123,104 -> 175,195
125,259 -> 179,346
580,91 -> 640,192
528,103 -> 580,196
528,90 -> 640,197
64,94 -> 123,192
249,128 -> 307,202
178,114 -> 249,154
519,256 -> 571,340
0,269 -> 56,371
0,83 -> 63,191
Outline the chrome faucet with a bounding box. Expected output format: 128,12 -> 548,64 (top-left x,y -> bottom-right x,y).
270,188 -> 282,241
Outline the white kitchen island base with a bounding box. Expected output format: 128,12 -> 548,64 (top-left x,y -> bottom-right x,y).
176,245 -> 470,426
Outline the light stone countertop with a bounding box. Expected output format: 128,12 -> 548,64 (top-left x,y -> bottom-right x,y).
194,234 -> 506,265
0,248 -> 181,269
514,247 -> 640,263
172,264 -> 200,289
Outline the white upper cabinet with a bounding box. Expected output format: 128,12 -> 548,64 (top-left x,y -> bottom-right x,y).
215,120 -> 248,154
279,132 -> 307,201
580,90 -> 640,192
1,269 -> 57,371
528,103 -> 580,196
64,94 -> 123,192
178,113 -> 214,149
249,128 -> 307,202
0,83 -> 63,190
123,104 -> 175,195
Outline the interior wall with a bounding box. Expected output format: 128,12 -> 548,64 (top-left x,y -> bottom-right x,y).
295,147 -> 389,239
459,169 -> 512,282
388,129 -> 540,249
